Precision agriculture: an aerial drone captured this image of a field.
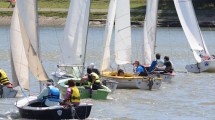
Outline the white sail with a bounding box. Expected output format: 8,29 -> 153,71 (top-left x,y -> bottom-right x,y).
174,0 -> 210,63
16,0 -> 38,53
10,0 -> 48,90
60,0 -> 90,67
101,0 -> 117,71
143,0 -> 159,65
115,0 -> 131,65
10,5 -> 29,89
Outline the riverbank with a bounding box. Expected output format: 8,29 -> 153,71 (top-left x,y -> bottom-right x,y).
1,16 -> 215,27
1,8 -> 215,27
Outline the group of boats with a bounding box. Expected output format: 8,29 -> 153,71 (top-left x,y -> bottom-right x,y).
0,0 -> 215,119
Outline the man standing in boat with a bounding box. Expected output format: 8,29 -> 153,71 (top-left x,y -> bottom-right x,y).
37,79 -> 60,107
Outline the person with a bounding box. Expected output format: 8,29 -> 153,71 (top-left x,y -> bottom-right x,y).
63,80 -> 80,107
117,69 -> 124,76
8,0 -> 16,8
88,63 -> 100,76
37,79 -> 60,107
0,68 -> 13,88
86,68 -> 102,90
133,61 -> 148,76
149,53 -> 164,72
162,56 -> 174,73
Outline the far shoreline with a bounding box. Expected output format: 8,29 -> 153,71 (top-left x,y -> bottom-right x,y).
0,16 -> 215,28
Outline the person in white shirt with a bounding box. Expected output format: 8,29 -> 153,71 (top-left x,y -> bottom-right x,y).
149,53 -> 164,72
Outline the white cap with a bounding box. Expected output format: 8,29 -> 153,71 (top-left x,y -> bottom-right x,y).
89,63 -> 95,68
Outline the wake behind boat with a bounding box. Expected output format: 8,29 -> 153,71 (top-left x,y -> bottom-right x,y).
15,96 -> 92,119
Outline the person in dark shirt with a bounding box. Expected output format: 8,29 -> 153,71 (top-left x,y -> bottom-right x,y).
163,56 -> 174,73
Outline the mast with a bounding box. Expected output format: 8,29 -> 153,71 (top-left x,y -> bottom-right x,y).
35,0 -> 43,92
81,0 -> 91,77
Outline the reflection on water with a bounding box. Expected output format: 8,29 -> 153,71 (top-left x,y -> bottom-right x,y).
0,26 -> 215,120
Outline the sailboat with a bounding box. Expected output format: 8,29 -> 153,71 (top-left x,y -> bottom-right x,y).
174,0 -> 215,73
142,0 -> 175,82
51,0 -> 111,100
12,0 -> 92,119
101,0 -> 162,90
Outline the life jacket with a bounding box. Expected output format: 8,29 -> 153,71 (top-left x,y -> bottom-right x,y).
67,86 -> 80,103
0,69 -> 10,86
139,65 -> 148,76
91,72 -> 100,83
87,72 -> 100,84
47,86 -> 60,102
86,72 -> 100,88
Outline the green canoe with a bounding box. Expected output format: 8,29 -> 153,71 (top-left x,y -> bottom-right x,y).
57,78 -> 111,100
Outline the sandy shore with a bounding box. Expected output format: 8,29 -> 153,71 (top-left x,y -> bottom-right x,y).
1,16 -> 215,27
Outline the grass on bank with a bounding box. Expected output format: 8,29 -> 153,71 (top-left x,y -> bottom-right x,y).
0,0 -> 146,9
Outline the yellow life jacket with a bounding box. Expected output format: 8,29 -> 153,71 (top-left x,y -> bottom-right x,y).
0,69 -> 10,85
91,72 -> 100,83
67,86 -> 80,103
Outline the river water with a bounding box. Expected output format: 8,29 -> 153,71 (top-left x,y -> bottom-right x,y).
0,26 -> 215,120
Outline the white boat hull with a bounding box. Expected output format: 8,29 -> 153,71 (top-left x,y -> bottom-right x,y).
135,77 -> 162,90
102,76 -> 162,90
185,60 -> 215,73
0,85 -> 17,98
51,71 -> 74,84
102,80 -> 118,93
102,77 -> 138,89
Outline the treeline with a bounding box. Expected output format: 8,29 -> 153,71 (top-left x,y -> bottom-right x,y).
38,0 -> 215,10
159,0 -> 215,10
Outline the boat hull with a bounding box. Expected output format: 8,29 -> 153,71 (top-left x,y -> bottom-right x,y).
135,77 -> 162,90
102,76 -> 138,89
102,72 -> 162,90
185,60 -> 215,73
0,85 -> 17,98
58,78 -> 111,100
102,80 -> 118,93
15,96 -> 92,119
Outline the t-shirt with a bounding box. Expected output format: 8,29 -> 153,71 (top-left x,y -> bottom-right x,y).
157,59 -> 164,67
164,61 -> 173,73
136,66 -> 144,74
